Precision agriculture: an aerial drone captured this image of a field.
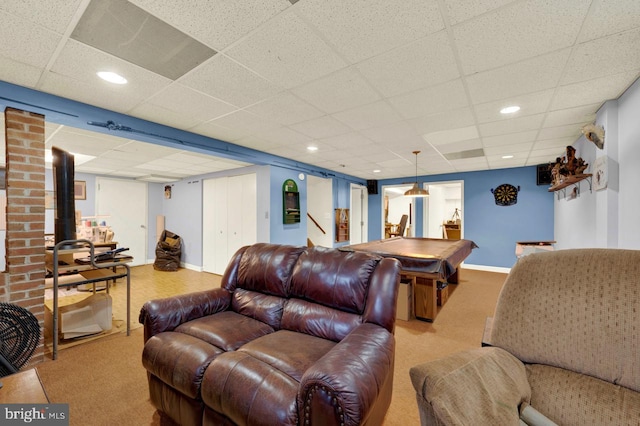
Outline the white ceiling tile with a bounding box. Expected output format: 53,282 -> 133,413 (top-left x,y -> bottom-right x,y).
487,157 -> 527,168
474,90 -> 554,123
562,28 -> 640,85
0,57 -> 43,88
424,126 -> 479,146
543,103 -> 599,128
178,54 -> 283,108
246,92 -> 324,126
357,30 -> 459,97
318,132 -> 373,149
433,138 -> 483,155
538,124 -> 581,141
388,79 -> 469,120
291,68 -> 380,114
530,146 -> 567,158
130,0 -> 291,50
359,121 -> 418,144
226,12 -> 347,89
479,114 -> 545,137
139,84 -> 237,123
408,107 -> 476,136
0,0 -> 84,34
576,0 -> 640,43
162,152 -> 213,165
484,142 -> 533,156
482,131 -> 538,147
289,115 -> 353,139
0,10 -> 62,68
551,70 -> 640,110
442,0 -> 518,25
532,137 -> 578,150
43,40 -> 172,112
209,110 -> 279,138
129,102 -> 204,130
466,49 -> 571,103
259,126 -> 311,145
296,0 -> 444,63
453,0 -> 591,74
332,101 -> 402,131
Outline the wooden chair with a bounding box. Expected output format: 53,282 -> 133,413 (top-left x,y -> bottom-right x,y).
389,214 -> 408,237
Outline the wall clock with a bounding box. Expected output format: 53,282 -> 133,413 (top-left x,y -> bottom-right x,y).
491,184 -> 520,206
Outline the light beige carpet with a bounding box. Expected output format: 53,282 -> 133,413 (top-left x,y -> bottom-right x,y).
36,268 -> 506,425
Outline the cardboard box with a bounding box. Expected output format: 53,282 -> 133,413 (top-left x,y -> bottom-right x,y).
396,277 -> 414,321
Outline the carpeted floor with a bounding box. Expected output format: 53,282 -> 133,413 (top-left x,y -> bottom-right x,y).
35,267 -> 506,425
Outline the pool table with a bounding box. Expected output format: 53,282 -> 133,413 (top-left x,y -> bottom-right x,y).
345,237 -> 478,321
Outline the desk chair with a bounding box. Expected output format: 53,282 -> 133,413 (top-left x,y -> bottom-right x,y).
389,214 -> 408,237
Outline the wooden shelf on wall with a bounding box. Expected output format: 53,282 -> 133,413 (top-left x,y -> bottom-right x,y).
548,174 -> 592,192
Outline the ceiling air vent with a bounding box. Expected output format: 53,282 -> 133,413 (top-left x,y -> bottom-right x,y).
72,0 -> 216,80
443,148 -> 485,161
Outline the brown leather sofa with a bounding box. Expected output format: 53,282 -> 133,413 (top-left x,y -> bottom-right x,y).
139,243 -> 401,425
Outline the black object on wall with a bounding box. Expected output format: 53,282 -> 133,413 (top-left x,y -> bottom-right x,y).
52,146 -> 78,248
366,179 -> 378,194
536,164 -> 552,186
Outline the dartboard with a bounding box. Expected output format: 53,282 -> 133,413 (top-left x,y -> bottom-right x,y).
491,184 -> 520,206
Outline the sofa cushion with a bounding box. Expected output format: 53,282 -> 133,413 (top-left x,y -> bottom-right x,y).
281,298 -> 362,342
202,351 -> 300,426
290,246 -> 380,314
239,330 -> 337,381
231,288 -> 286,330
175,310 -> 274,352
526,364 -> 640,426
234,243 -> 306,297
142,332 -> 223,399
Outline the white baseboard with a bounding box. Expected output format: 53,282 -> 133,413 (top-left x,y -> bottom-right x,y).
462,263 -> 511,274
181,262 -> 202,272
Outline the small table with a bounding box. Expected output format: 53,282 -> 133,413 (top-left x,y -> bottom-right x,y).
0,369 -> 49,403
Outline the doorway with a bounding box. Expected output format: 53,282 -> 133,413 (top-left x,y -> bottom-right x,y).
306,175 -> 333,248
349,184 -> 368,244
424,181 -> 463,239
96,178 -> 148,266
381,185 -> 415,238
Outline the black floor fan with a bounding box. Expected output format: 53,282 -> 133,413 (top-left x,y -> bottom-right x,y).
0,303 -> 41,388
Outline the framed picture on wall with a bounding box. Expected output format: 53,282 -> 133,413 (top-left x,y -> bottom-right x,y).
74,180 -> 86,200
593,156 -> 608,191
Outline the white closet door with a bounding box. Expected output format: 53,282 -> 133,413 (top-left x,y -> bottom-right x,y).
202,173 -> 256,275
96,178 -> 147,266
202,178 -> 217,273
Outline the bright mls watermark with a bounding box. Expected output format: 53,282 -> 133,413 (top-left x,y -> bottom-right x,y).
1,404 -> 68,425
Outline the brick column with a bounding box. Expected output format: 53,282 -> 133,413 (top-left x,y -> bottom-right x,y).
2,107 -> 46,364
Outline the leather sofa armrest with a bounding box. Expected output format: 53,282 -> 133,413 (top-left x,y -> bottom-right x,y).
298,323 -> 395,426
409,347 -> 531,426
139,287 -> 231,341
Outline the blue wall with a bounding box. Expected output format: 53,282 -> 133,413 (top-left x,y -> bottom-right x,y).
270,167 -> 308,246
371,166 -> 554,268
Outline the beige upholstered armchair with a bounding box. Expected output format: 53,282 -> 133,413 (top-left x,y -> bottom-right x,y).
410,249 -> 640,425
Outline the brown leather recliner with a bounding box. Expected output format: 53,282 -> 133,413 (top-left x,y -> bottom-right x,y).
139,243 -> 401,425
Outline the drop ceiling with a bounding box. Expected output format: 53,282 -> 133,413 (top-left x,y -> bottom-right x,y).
1,0 -> 639,180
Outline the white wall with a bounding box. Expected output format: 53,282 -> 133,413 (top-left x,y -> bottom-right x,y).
555,77 -> 640,250
617,78 -> 640,249
307,175 -> 333,247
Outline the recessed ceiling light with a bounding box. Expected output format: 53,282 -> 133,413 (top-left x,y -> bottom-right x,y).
307,146 -> 318,152
500,105 -> 520,114
502,155 -> 514,159
373,169 -> 381,173
97,71 -> 127,84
